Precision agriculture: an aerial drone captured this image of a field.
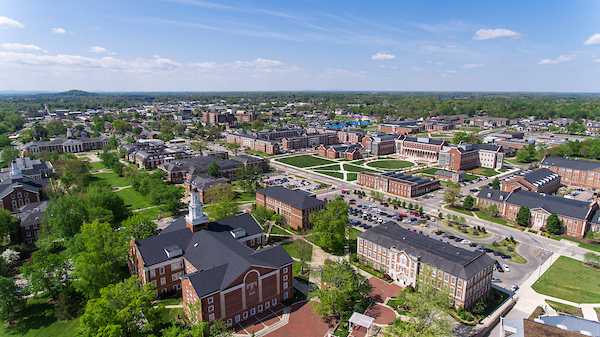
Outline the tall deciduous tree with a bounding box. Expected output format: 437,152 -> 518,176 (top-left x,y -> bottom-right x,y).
208,197 -> 239,221
443,185 -> 460,207
491,177 -> 500,190
204,183 -> 235,204
235,165 -> 263,193
516,206 -> 530,227
77,276 -> 165,337
0,147 -> 19,168
0,276 -> 24,324
47,194 -> 89,239
309,259 -> 371,320
20,250 -> 69,299
463,195 -> 475,210
121,213 -> 157,240
546,213 -> 562,235
208,161 -> 220,177
309,198 -> 348,253
0,209 -> 19,239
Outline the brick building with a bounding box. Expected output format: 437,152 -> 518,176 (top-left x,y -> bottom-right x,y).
540,156 -> 600,189
13,200 -> 49,244
0,163 -> 48,213
438,143 -> 504,171
184,176 -> 230,202
476,188 -> 599,238
378,121 -> 423,134
226,134 -> 280,155
501,168 -> 560,194
357,171 -> 440,198
21,129 -> 110,155
0,157 -> 52,182
358,223 -> 494,310
133,149 -> 195,170
362,134 -> 397,156
470,117 -> 510,128
337,130 -> 365,144
255,186 -> 326,229
281,133 -> 338,150
434,170 -> 465,183
317,144 -> 362,160
396,136 -> 447,160
160,155 -> 266,183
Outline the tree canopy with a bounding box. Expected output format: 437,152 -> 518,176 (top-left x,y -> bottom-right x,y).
309,198 -> 348,253
546,213 -> 562,235
516,206 -> 530,227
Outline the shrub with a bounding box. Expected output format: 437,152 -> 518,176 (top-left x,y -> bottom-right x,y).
350,253 -> 358,262
492,241 -> 498,247
518,226 -> 526,231
473,230 -> 479,235
462,228 -> 468,233
383,273 -> 392,281
507,246 -> 514,252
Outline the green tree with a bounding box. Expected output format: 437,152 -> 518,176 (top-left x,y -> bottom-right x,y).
463,195 -> 475,210
309,198 -> 348,253
208,161 -> 220,177
292,239 -> 312,274
0,147 -> 19,168
488,204 -> 499,217
491,177 -> 500,190
516,206 -> 530,227
235,164 -> 264,193
208,197 -> 239,220
0,208 -> 19,239
121,213 -> 157,240
204,183 -> 236,204
252,119 -> 264,130
20,250 -> 69,299
77,276 -> 165,337
72,221 -> 129,299
0,276 -> 24,324
47,194 -> 89,239
443,185 -> 460,207
545,213 -> 562,235
86,185 -> 127,224
516,148 -> 531,163
309,259 -> 371,320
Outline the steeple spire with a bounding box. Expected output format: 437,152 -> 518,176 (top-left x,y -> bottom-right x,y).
185,188 -> 209,232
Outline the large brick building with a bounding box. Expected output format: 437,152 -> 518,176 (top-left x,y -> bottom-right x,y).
13,200 -> 49,244
362,133 -> 397,156
395,136 -> 447,160
21,129 -> 109,155
438,143 -> 504,171
540,156 -> 600,189
337,130 -> 364,144
281,133 -> 338,150
130,191 -> 292,327
358,223 -> 494,310
0,163 -> 48,213
476,188 -> 600,238
255,186 -> 326,229
0,157 -> 52,182
501,168 -> 561,194
317,144 -> 362,160
226,134 -> 280,155
160,155 -> 266,183
378,121 -> 423,134
357,171 -> 440,198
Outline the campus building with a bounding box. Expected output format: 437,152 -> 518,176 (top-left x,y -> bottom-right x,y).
395,136 -> 447,160
255,186 -> 326,229
226,134 -> 280,155
0,163 -> 48,213
358,223 -> 495,310
501,168 -> 561,194
434,170 -> 465,183
13,200 -> 49,244
357,171 -> 440,198
476,188 -> 600,238
540,156 -> 600,189
317,144 -> 362,160
362,133 -> 397,156
438,143 -> 504,171
130,190 -> 292,327
159,155 -> 266,183
20,129 -> 109,155
0,157 -> 52,182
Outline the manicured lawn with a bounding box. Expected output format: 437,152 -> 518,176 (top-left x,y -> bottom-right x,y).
533,256 -> 600,303
464,174 -> 479,182
89,161 -> 105,171
366,160 -> 414,170
0,296 -> 80,337
343,164 -> 380,173
347,173 -> 357,181
276,155 -> 335,168
475,241 -> 527,264
545,300 -> 583,317
234,191 -> 256,203
316,164 -> 341,171
475,210 -> 509,226
292,261 -> 309,282
116,187 -> 154,210
270,225 -> 293,236
134,206 -> 171,221
467,167 -> 498,177
314,170 -> 344,179
442,222 -> 492,239
282,240 -> 313,260
445,206 -> 473,216
92,171 -> 129,187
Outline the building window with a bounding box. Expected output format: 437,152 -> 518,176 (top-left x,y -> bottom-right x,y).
283,282 -> 288,289
17,192 -> 22,198
207,297 -> 213,304
284,292 -> 289,299
160,277 -> 166,286
243,312 -> 248,320
150,269 -> 156,278
227,319 -> 233,326
451,277 -> 456,285
26,232 -> 31,237
272,299 -> 277,306
444,274 -> 449,282
151,280 -> 157,287
283,267 -> 288,273
208,305 -> 214,312
258,305 -> 263,312
235,315 -> 240,323
283,275 -> 288,281
457,290 -> 462,298
457,280 -> 463,288
251,308 -> 256,315
159,267 -> 165,275
257,236 -> 261,244
265,301 -> 270,309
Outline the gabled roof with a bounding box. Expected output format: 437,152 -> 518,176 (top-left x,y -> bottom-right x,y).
358,222 -> 494,280
402,136 -> 446,146
0,178 -> 49,200
506,189 -> 591,220
255,186 -> 326,210
518,168 -> 560,187
541,156 -> 600,172
476,188 -> 510,202
539,315 -> 600,336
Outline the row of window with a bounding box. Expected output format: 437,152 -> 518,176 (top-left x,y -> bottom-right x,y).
226,297 -> 284,326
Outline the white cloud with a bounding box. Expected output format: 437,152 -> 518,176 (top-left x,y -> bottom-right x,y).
435,62 -> 443,66
446,70 -> 457,74
90,46 -> 117,55
190,58 -> 302,76
1,43 -> 46,53
372,53 -> 395,60
0,16 -> 25,29
52,28 -> 67,34
584,34 -> 600,46
538,54 -> 576,65
326,68 -> 366,77
594,59 -> 600,63
473,28 -> 522,40
461,63 -> 483,69
379,65 -> 386,68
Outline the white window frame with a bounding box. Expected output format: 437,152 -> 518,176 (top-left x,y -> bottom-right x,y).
159,267 -> 165,275
208,297 -> 213,304
284,292 -> 289,299
243,312 -> 248,320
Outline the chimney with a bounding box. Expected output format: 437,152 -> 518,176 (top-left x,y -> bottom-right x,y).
10,162 -> 23,183
185,188 -> 209,232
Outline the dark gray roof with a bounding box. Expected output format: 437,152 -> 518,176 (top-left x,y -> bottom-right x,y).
403,136 -> 445,146
358,222 -> 494,280
186,175 -> 229,192
435,170 -> 453,177
476,188 -> 510,202
471,144 -> 502,152
230,155 -> 264,164
539,315 -> 600,336
255,186 -> 326,210
160,213 -> 263,239
519,168 -> 560,187
16,200 -> 50,228
159,156 -> 240,174
0,178 -> 49,200
541,156 -> 600,172
504,189 -> 591,220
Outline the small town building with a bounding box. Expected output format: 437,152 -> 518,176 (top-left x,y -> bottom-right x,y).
501,168 -> 561,194
255,186 -> 326,229
357,171 -> 440,198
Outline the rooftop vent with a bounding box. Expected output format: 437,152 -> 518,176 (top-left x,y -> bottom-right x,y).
194,243 -> 199,247
557,324 -> 569,331
164,245 -> 183,259
230,228 -> 247,239
533,318 -> 545,324
580,331 -> 592,336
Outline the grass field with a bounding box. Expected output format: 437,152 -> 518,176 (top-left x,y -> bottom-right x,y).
445,206 -> 473,217
475,210 -> 509,226
88,162 -> 105,171
366,160 -> 414,169
282,240 -> 313,261
270,225 -> 293,236
313,170 -> 344,179
0,296 -> 80,337
91,171 -> 129,187
276,155 -> 335,168
546,300 -> 583,317
464,174 -> 479,182
347,173 -> 357,181
343,164 -> 380,173
533,256 -> 600,303
475,241 -> 527,264
115,187 -> 153,210
316,164 -> 342,171
467,167 -> 498,177
134,206 -> 171,221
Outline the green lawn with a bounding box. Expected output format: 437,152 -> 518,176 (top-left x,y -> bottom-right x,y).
347,173 -> 357,181
533,256 -> 600,303
0,296 -> 80,337
343,164 -> 380,173
474,241 -> 527,264
134,206 -> 171,221
464,174 -> 479,182
270,225 -> 293,236
88,161 -> 105,171
475,210 -> 509,226
116,188 -> 154,211
281,240 -> 313,260
441,222 -> 492,239
316,164 -> 342,171
276,155 -> 335,168
313,170 -> 344,179
365,160 -> 414,169
545,300 -> 583,317
234,191 -> 256,203
91,171 -> 130,187
467,167 -> 497,177
445,206 -> 473,216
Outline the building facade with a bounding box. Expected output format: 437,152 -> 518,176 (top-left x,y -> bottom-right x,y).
501,168 -> 561,194
396,136 -> 447,160
362,134 -> 397,156
540,156 -> 600,189
438,143 -> 504,171
21,129 -> 109,155
357,171 -> 440,198
255,186 -> 326,229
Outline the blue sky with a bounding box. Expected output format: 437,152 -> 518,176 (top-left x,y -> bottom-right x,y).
1,0 -> 599,92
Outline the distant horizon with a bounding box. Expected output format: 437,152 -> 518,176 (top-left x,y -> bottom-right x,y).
2,1 -> 599,92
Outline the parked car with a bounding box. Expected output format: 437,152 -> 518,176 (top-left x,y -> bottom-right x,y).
469,243 -> 477,247
501,254 -> 512,259
511,284 -> 519,292
492,277 -> 502,283
461,239 -> 471,245
503,264 -> 510,272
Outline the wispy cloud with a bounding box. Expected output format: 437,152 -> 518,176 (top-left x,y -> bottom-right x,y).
538,54 -> 576,65
1,43 -> 46,53
0,16 -> 25,29
326,68 -> 366,77
473,28 -> 522,40
461,63 -> 483,69
584,34 -> 600,46
372,53 -> 395,60
52,28 -> 67,34
90,46 -> 117,55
